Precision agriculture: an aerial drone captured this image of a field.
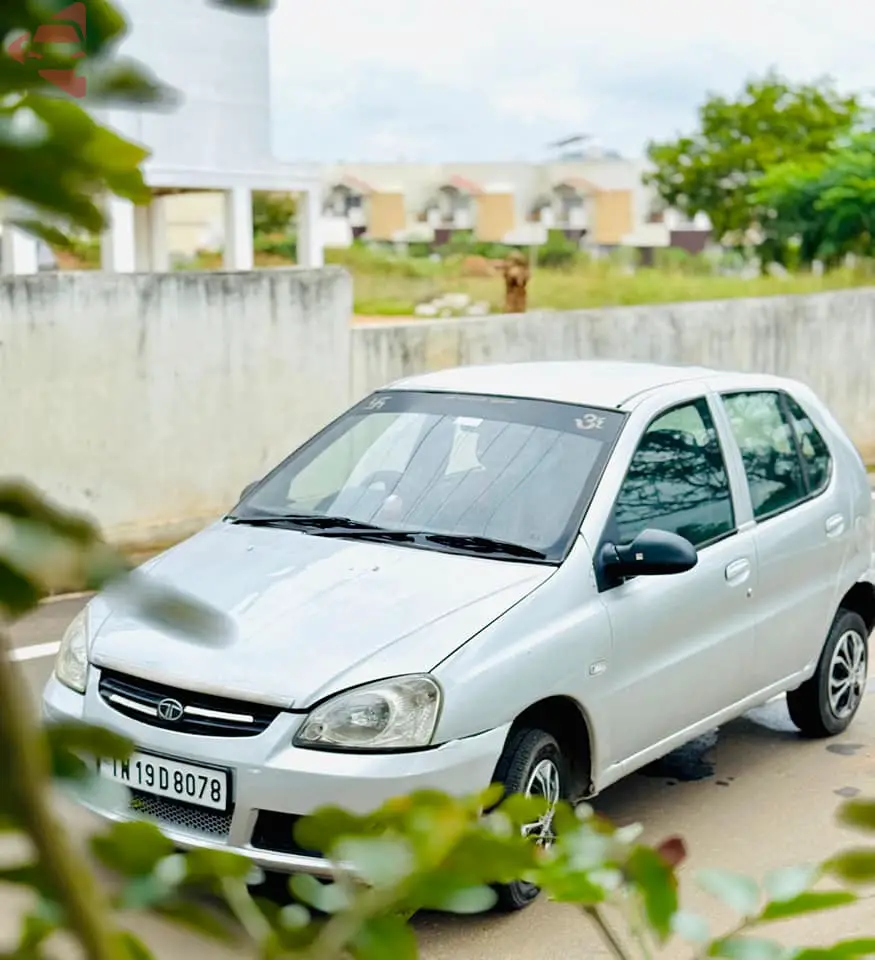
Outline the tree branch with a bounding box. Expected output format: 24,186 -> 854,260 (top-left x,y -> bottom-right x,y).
0,630 -> 122,960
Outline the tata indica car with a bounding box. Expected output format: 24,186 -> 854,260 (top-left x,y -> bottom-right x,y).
43,360 -> 874,910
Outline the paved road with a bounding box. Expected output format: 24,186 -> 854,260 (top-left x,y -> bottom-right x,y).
4,599 -> 875,958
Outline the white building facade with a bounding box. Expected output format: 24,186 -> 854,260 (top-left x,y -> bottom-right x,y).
1,0 -> 322,275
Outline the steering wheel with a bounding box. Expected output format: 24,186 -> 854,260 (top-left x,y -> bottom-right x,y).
358,470 -> 403,492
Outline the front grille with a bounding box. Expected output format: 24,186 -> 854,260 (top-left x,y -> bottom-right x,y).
250,811 -> 321,858
129,789 -> 233,838
98,668 -> 281,737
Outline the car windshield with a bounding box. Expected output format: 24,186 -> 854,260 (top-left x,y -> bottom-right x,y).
233,390 -> 625,562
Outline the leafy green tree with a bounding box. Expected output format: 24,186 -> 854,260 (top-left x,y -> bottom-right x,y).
754,132 -> 875,267
253,190 -> 297,235
645,71 -> 861,245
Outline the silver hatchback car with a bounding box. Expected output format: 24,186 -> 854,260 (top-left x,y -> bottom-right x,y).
43,360 -> 874,910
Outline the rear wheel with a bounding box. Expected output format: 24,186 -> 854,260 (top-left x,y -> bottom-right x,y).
492,728 -> 567,912
787,608 -> 868,738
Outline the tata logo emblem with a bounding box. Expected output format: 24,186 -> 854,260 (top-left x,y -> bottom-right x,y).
157,698 -> 184,722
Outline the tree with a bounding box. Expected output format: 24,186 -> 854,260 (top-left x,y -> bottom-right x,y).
645,70 -> 861,246
253,190 -> 297,235
754,132 -> 875,267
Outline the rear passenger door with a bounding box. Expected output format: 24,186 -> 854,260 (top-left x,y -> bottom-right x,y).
720,390 -> 849,690
598,396 -> 758,767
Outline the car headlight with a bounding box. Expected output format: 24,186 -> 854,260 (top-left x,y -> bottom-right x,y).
55,608 -> 89,693
294,676 -> 441,751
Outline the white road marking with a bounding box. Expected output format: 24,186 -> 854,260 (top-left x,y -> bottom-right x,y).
8,641 -> 60,663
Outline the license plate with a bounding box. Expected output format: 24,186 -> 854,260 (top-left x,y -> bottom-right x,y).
98,752 -> 230,811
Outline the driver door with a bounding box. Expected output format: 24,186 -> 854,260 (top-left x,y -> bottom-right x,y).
597,396 -> 758,770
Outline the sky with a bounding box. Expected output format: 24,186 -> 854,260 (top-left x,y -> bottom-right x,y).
269,0 -> 875,163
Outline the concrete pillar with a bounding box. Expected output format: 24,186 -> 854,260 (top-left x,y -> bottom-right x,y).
101,195 -> 136,272
296,186 -> 323,268
0,223 -> 39,275
148,196 -> 170,272
133,205 -> 151,271
223,187 -> 253,270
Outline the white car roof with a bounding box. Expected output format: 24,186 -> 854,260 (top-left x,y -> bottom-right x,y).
385,360 -> 796,410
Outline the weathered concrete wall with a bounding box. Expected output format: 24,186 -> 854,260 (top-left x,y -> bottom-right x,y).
0,269 -> 352,547
352,288 -> 875,461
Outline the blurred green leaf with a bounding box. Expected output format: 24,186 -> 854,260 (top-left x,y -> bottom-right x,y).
182,848 -> 252,882
428,884 -> 497,914
698,869 -> 760,916
333,837 -> 414,888
294,807 -> 371,855
155,900 -> 239,942
825,849 -> 875,885
837,799 -> 875,834
116,874 -> 175,910
351,914 -> 417,960
0,482 -> 96,543
91,821 -> 175,876
16,909 -> 57,953
708,936 -> 790,959
45,722 -> 133,782
0,558 -> 41,616
762,865 -> 819,902
758,890 -> 857,922
112,575 -> 232,645
625,846 -> 678,943
793,938 -> 875,959
0,862 -> 52,895
538,867 -> 607,905
117,930 -> 156,960
671,910 -> 710,943
289,875 -> 351,914
81,58 -> 176,106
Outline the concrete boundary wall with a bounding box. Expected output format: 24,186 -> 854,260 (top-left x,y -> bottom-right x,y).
0,268 -> 352,547
352,288 -> 875,461
2,276 -> 873,550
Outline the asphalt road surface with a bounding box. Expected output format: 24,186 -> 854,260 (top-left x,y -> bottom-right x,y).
4,597 -> 875,959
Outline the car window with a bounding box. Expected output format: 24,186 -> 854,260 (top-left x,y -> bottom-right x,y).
784,395 -> 832,493
722,391 -> 808,519
609,398 -> 735,549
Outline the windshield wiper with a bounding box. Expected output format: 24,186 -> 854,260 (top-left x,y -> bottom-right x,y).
229,515 -> 548,561
228,514 -> 386,532
311,526 -> 547,560
420,533 -> 547,560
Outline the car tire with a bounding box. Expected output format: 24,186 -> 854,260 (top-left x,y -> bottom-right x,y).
786,608 -> 869,738
491,728 -> 567,912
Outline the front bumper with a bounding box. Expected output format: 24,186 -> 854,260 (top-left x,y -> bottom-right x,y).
42,672 -> 509,877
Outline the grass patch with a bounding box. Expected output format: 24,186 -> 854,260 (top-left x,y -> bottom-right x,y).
350,263 -> 874,316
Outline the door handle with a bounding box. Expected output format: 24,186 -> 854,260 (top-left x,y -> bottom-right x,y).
725,558 -> 751,585
825,514 -> 846,537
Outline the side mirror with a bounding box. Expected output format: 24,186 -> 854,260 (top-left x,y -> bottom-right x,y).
600,528 -> 697,581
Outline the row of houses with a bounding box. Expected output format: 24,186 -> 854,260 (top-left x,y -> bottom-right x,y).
159,157 -> 712,262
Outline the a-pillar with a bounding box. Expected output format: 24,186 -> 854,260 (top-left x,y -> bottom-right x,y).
0,223 -> 39,275
101,194 -> 137,272
296,185 -> 323,268
223,187 -> 253,270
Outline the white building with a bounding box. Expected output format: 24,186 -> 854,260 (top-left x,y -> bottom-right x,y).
1,0 -> 323,275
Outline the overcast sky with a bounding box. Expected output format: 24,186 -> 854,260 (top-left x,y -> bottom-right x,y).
269,0 -> 874,163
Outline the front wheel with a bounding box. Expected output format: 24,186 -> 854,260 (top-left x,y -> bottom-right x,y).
491,728 -> 567,912
787,608 -> 869,738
